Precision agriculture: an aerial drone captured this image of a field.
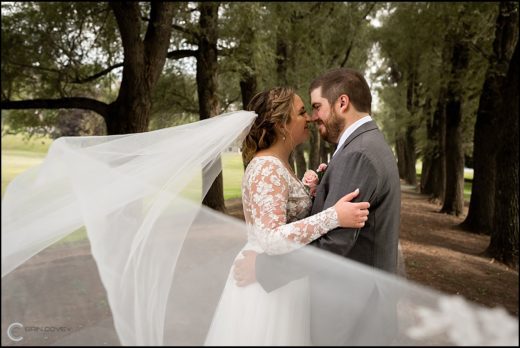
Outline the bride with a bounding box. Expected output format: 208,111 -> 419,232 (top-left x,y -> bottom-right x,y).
204,87 -> 370,345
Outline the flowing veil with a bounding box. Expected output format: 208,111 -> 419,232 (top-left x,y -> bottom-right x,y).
1,110 -> 518,346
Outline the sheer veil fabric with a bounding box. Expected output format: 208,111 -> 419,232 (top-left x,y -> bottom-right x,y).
1,110 -> 518,346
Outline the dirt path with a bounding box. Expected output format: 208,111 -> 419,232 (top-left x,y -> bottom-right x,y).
397,185 -> 518,316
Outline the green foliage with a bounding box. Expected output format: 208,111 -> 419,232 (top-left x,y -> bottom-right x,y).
1,2 -> 120,99
1,1 -> 503,155
2,108 -> 62,138
1,2 -> 120,135
150,62 -> 199,129
373,2 -> 498,158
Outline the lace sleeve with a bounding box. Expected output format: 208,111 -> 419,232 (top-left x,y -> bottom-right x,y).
247,159 -> 339,255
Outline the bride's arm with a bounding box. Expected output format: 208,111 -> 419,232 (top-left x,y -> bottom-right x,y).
248,160 -> 339,255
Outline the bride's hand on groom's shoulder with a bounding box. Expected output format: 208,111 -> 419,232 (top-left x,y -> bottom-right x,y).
334,188 -> 370,229
233,250 -> 258,287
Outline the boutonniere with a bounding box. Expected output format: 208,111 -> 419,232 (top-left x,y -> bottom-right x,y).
302,163 -> 328,197
316,163 -> 328,181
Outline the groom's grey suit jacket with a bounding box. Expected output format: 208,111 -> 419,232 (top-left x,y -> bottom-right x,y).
256,121 -> 401,345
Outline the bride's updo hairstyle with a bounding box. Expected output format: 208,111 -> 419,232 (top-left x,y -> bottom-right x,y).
242,87 -> 295,166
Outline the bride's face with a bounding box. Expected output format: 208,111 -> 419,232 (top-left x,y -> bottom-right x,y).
285,94 -> 311,146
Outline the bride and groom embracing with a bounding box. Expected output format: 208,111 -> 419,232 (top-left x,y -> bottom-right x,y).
3,66 -> 516,346
204,67 -> 401,346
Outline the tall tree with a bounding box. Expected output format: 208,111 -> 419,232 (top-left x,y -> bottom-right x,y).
194,2 -> 226,212
440,40 -> 468,216
421,89 -> 447,202
487,38 -> 519,268
375,3 -> 433,186
107,2 -> 174,134
461,2 -> 519,233
1,2 -> 178,135
438,3 -> 497,216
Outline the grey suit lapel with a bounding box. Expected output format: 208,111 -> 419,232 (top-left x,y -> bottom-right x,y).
311,121 -> 379,214
337,121 -> 378,154
327,121 -> 378,169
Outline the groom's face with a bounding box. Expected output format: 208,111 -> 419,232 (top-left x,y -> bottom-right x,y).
310,87 -> 345,144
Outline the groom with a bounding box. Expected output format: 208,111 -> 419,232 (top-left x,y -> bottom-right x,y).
234,68 -> 401,345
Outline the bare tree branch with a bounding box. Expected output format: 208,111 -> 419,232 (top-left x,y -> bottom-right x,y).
72,63 -> 124,83
75,48 -> 197,83
166,49 -> 199,59
1,98 -> 110,119
339,3 -> 378,67
11,49 -> 196,86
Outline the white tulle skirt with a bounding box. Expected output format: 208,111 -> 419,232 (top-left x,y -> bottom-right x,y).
204,244 -> 312,346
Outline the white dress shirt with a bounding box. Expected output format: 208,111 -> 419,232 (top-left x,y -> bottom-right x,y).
332,115 -> 372,158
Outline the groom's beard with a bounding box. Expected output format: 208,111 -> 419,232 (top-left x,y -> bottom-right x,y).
317,108 -> 345,144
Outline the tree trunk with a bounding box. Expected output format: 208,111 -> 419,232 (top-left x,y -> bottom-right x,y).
487,38 -> 519,268
308,125 -> 320,170
196,2 -> 225,212
319,138 -> 333,165
276,39 -> 288,86
240,72 -> 257,170
441,42 -> 467,216
419,35 -> 450,202
403,126 -> 417,185
395,136 -> 406,180
420,99 -> 433,194
441,94 -> 465,215
106,84 -> 151,134
431,84 -> 447,203
403,70 -> 417,186
240,72 -> 257,110
420,158 -> 431,194
420,108 -> 435,195
294,144 -> 307,179
462,2 -> 519,234
421,93 -> 446,202
107,2 -> 174,135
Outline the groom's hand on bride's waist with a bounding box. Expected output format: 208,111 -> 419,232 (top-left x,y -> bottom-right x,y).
233,250 -> 258,287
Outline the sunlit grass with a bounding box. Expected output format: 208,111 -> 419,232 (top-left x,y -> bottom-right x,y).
2,133 -> 52,153
416,160 -> 473,200
222,152 -> 244,200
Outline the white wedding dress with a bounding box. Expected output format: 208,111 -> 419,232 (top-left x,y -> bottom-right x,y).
204,156 -> 339,346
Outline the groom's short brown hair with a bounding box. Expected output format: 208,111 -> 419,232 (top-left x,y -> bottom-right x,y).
310,68 -> 372,114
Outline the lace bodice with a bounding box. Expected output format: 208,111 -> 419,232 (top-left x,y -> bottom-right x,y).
242,156 -> 339,255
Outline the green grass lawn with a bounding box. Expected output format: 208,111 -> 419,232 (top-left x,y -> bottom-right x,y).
222,152 -> 245,200
1,134 -> 50,196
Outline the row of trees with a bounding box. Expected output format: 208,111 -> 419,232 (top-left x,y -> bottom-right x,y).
1,2 -> 518,266
373,2 -> 518,267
